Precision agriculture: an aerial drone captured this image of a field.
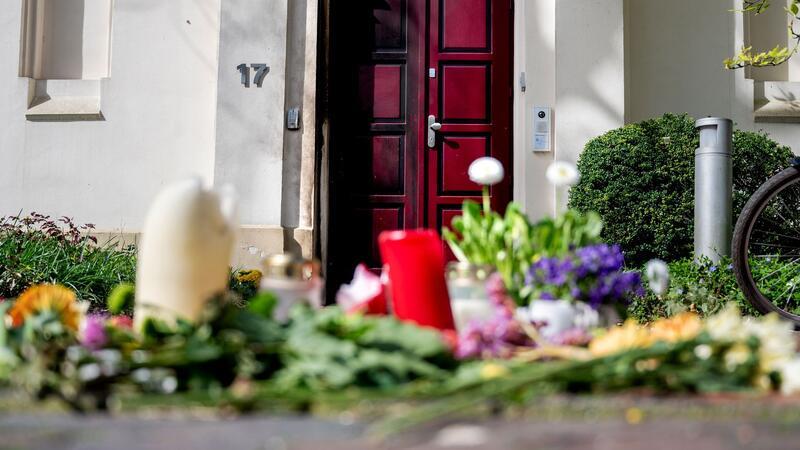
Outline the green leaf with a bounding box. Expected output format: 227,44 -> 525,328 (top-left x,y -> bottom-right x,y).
107,283 -> 135,315
248,291 -> 278,319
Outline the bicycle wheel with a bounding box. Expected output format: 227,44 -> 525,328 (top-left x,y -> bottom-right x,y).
733,163 -> 800,322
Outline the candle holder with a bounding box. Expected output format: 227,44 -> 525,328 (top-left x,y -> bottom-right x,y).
446,262 -> 495,332
260,254 -> 323,321
378,229 -> 455,330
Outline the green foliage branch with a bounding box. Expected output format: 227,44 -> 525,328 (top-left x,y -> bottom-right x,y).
443,198 -> 603,304
726,0 -> 800,68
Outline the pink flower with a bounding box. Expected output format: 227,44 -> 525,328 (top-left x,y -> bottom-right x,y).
455,275 -> 533,360
108,315 -> 133,329
336,264 -> 388,315
549,327 -> 593,346
80,314 -> 108,350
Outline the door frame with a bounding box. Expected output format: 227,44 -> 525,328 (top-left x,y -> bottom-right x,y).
315,0 -> 517,280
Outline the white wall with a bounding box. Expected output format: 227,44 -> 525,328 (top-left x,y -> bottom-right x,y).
746,0 -> 790,82
514,0 -> 556,221
555,0 -> 626,210
626,0 -> 800,155
39,0 -> 112,80
0,1 -> 222,231
214,0 -> 288,227
515,0 -> 626,220
625,0 -> 734,123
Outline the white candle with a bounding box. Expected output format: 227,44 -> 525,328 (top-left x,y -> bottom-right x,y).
134,179 -> 237,327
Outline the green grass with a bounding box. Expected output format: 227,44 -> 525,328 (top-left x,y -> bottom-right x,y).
0,214 -> 136,310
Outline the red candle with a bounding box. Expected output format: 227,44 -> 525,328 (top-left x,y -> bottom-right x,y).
378,229 -> 455,331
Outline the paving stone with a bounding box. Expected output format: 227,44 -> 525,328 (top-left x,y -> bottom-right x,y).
3,395 -> 800,450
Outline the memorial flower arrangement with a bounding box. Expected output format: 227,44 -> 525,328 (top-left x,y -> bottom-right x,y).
1,273 -> 799,437
2,162 -> 800,435
0,283 -> 460,410
443,159 -> 604,304
1,283 -> 797,406
444,158 -> 640,349
374,304 -> 800,435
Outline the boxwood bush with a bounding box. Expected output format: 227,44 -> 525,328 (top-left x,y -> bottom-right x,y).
568,113 -> 794,266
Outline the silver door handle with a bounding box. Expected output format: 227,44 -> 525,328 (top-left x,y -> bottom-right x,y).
427,115 -> 441,148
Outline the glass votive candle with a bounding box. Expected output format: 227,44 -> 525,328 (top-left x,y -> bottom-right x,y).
260,253 -> 324,321
446,262 -> 495,332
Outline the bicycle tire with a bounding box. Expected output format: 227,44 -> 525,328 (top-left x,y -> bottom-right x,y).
732,165 -> 800,322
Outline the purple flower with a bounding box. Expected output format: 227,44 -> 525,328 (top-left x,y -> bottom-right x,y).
455,277 -> 533,360
485,273 -> 509,306
527,257 -> 569,286
80,314 -> 108,350
525,244 -> 642,310
455,322 -> 484,359
575,244 -> 625,277
540,292 -> 556,301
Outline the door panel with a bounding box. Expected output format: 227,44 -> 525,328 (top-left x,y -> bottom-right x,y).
358,64 -> 405,120
441,0 -> 490,50
328,0 -> 423,288
426,0 -> 513,243
441,65 -> 490,121
328,0 -> 512,294
440,135 -> 490,194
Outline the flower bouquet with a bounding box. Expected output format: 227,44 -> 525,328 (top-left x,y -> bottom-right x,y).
443,158 -> 641,350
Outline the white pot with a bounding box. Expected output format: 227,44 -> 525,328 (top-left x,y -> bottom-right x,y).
519,300 -> 600,339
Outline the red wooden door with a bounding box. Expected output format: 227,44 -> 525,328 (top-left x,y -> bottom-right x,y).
327,0 -> 512,292
426,0 -> 513,236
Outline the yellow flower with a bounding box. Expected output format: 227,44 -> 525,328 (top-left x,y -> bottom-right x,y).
705,305 -> 748,342
7,284 -> 81,331
480,363 -> 509,380
649,312 -> 702,344
235,269 -> 263,285
724,342 -> 751,371
589,313 -> 701,357
706,305 -> 795,380
625,407 -> 644,425
589,320 -> 653,357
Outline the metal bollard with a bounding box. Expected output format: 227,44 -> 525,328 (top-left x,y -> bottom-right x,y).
694,117 -> 733,263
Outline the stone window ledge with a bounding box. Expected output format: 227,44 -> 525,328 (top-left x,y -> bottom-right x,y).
25,79 -> 105,122
754,81 -> 800,123
26,95 -> 104,122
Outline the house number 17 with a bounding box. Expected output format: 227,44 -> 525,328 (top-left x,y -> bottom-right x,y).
237,63 -> 270,88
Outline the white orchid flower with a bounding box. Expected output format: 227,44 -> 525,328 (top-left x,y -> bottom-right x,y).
546,161 -> 580,187
645,259 -> 670,296
468,157 -> 505,186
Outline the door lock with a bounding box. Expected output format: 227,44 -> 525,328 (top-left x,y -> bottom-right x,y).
427,115 -> 441,148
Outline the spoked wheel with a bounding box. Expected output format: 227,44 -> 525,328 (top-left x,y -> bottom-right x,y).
733,163 -> 800,323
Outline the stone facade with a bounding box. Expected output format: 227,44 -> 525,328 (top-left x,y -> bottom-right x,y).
0,0 -> 797,268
